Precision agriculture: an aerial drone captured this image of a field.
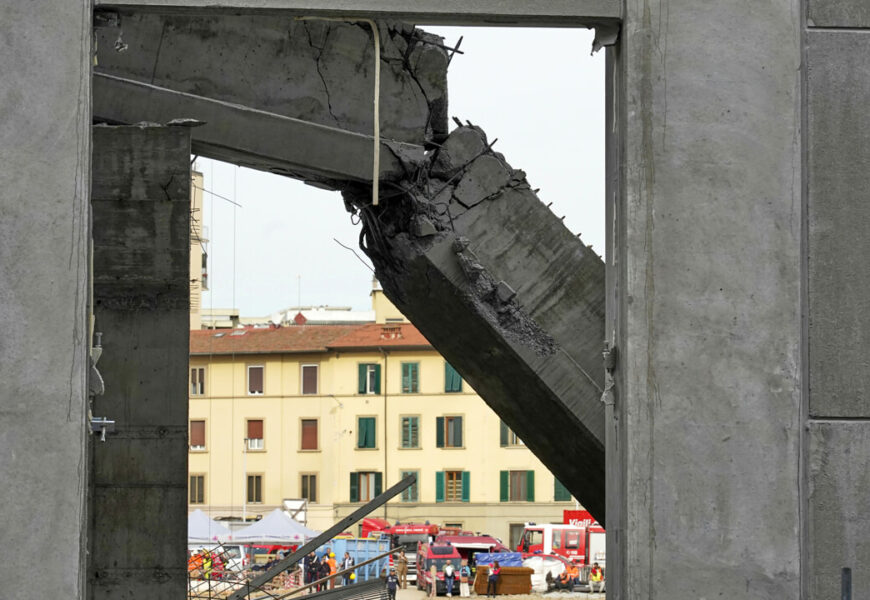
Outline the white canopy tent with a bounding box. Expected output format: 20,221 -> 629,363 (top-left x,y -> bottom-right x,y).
233,509 -> 320,543
188,509 -> 232,544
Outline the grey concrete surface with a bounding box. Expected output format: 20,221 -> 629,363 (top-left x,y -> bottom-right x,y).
90,126 -> 190,599
808,422 -> 870,599
94,0 -> 622,25
806,30 -> 870,418
613,1 -> 802,598
95,15 -> 447,144
0,2 -> 91,599
807,0 -> 870,28
342,126 -> 606,521
93,73 -> 423,186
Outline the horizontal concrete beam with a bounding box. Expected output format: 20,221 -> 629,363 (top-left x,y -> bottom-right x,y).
94,73 -> 423,186
94,0 -> 621,25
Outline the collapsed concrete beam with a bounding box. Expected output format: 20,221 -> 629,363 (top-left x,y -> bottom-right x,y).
95,14 -> 447,145
343,126 -> 607,522
94,73 -> 426,187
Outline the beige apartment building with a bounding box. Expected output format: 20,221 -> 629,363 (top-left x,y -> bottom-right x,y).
188,288 -> 579,546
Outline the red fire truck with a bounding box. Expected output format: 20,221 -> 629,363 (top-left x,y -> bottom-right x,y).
516,516 -> 605,568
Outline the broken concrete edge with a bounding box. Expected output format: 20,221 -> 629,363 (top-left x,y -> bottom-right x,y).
341,124 -> 602,358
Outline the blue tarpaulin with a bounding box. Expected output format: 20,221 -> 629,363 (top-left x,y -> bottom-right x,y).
472,552 -> 524,567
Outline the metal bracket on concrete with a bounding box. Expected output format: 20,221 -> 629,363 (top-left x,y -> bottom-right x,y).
90,417 -> 116,442
600,342 -> 617,407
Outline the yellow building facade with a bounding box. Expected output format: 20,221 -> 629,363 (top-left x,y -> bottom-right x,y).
188,290 -> 577,546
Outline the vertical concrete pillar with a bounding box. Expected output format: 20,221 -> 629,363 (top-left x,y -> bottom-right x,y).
611,1 -> 802,597
805,4 -> 870,595
90,125 -> 190,599
0,2 -> 91,599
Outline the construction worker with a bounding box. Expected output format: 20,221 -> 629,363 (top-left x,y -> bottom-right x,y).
386,567 -> 399,600
327,550 -> 338,589
395,548 -> 409,589
589,562 -> 604,593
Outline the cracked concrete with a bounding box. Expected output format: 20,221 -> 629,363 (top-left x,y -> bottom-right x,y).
342,125 -> 607,521
96,14 -> 448,144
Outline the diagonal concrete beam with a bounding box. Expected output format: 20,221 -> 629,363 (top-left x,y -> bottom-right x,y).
93,73 -> 425,186
343,126 -> 607,522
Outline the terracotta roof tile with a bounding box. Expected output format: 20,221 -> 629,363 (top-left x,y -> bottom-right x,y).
190,325 -> 360,355
190,323 -> 432,355
327,323 -> 431,349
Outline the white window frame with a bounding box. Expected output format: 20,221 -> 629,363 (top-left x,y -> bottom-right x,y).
301,363 -> 318,395
247,365 -> 264,395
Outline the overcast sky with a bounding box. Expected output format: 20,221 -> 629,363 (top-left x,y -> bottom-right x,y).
199,27 -> 604,317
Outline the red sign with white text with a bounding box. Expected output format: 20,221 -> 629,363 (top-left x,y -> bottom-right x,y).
563,510 -> 595,528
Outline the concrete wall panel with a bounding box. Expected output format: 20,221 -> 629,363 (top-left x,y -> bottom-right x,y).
806,31 -> 870,418
807,0 -> 870,28
90,126 -> 190,599
617,0 -> 801,596
0,2 -> 91,599
808,422 -> 870,599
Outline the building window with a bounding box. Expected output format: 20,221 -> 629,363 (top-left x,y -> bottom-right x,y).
190,367 -> 205,395
301,419 -> 318,450
554,478 -> 572,502
301,473 -> 317,504
436,416 -> 463,448
189,474 -> 205,504
189,419 -> 206,451
350,471 -> 382,502
248,365 -> 264,395
500,420 -> 524,447
246,419 -> 264,450
401,362 -> 419,393
357,363 -> 381,394
436,470 -> 469,502
401,416 -> 419,448
500,470 -> 535,502
247,474 -> 263,503
400,470 -> 419,502
444,362 -> 462,393
301,364 -> 318,395
357,417 -> 376,449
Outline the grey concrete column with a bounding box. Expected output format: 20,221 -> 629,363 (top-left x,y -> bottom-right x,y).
90,125 -> 190,599
613,1 -> 802,597
0,2 -> 92,599
805,7 -> 870,596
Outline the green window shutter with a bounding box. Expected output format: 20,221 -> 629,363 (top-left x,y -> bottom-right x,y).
373,364 -> 381,394
375,472 -> 383,497
358,364 -> 367,394
461,471 -> 470,503
358,417 -> 375,448
499,471 -> 509,502
526,470 -> 535,502
454,416 -> 463,447
350,473 -> 359,502
402,364 -> 410,393
436,417 -> 445,448
445,362 -> 462,393
436,471 -> 445,503
410,416 -> 418,447
411,363 -> 418,393
500,421 -> 508,446
554,479 -> 571,502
